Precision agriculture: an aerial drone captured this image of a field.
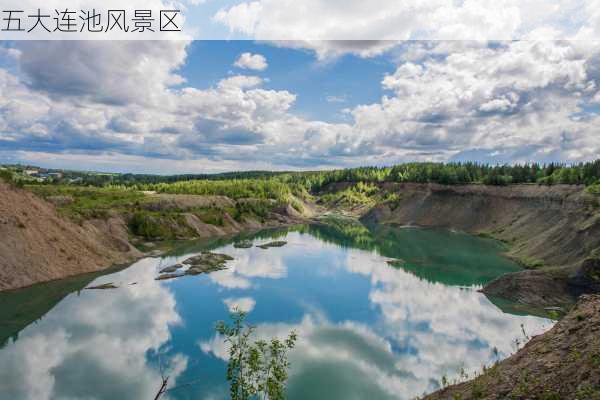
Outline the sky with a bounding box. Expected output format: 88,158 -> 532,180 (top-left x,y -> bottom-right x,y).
0,2 -> 599,173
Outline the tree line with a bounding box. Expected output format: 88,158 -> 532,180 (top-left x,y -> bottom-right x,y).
277,160 -> 600,192
10,160 -> 600,198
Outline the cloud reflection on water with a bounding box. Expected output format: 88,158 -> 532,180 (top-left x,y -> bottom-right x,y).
199,233 -> 552,399
0,230 -> 553,400
0,258 -> 186,400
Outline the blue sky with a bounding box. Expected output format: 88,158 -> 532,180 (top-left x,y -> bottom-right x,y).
0,39 -> 599,174
180,41 -> 395,123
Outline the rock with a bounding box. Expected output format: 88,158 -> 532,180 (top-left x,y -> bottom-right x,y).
159,263 -> 184,273
256,241 -> 287,249
185,263 -> 227,275
86,282 -> 118,290
386,259 -> 405,267
183,252 -> 233,265
233,240 -> 253,248
176,252 -> 234,277
569,257 -> 600,293
155,272 -> 186,280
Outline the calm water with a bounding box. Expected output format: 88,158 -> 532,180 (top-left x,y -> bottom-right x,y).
0,224 -> 554,400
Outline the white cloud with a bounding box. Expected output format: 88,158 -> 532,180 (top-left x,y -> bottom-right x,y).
1,40 -> 600,171
214,0 -> 600,44
326,94 -> 347,103
0,0 -> 190,40
233,52 -> 268,70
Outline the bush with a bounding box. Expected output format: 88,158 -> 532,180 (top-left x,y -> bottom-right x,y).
0,169 -> 13,183
195,208 -> 225,226
128,212 -> 172,239
586,183 -> 600,195
0,169 -> 23,188
233,200 -> 272,222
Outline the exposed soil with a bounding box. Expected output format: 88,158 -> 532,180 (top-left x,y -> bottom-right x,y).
361,183 -> 600,307
0,182 -> 141,291
423,294 -> 600,400
0,183 -> 307,291
142,193 -> 236,210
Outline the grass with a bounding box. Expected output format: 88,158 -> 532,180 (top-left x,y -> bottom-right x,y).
0,169 -> 25,188
518,257 -> 545,269
585,183 -> 600,195
138,178 -> 294,202
28,185 -> 147,220
26,184 -> 283,240
320,182 -> 380,208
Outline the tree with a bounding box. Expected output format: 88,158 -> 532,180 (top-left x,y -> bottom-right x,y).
216,311 -> 297,400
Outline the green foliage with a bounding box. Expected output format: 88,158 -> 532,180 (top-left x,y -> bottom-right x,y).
0,168 -> 24,188
518,257 -> 545,269
233,200 -> 273,222
195,208 -> 227,226
137,179 -> 293,203
128,212 -> 173,239
575,385 -> 600,400
586,183 -> 600,195
28,185 -> 146,219
320,182 -> 379,207
216,311 -> 297,400
0,168 -> 13,183
278,160 -> 600,192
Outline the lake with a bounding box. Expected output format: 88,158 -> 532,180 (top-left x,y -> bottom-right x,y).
0,223 -> 554,400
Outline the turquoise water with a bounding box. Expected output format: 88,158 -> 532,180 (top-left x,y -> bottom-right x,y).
0,225 -> 553,400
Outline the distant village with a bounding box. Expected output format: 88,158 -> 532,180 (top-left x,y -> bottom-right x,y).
0,164 -> 116,185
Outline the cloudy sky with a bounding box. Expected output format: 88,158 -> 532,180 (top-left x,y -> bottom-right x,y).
0,1 -> 599,173
0,39 -> 599,173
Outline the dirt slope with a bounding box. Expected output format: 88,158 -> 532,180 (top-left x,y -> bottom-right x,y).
0,182 -> 141,291
361,183 -> 600,307
423,294 -> 600,400
362,183 -> 599,267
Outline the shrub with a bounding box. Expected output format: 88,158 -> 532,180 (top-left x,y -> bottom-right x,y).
0,169 -> 13,183
586,183 -> 600,195
128,212 -> 171,239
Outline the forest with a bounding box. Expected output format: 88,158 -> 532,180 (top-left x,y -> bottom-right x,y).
135,160 -> 600,197
3,160 -> 600,200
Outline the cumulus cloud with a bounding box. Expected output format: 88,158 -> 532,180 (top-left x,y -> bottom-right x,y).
0,0 -> 190,40
349,40 -> 600,163
17,41 -> 188,106
1,39 -> 599,171
233,52 -> 268,70
214,0 -> 600,44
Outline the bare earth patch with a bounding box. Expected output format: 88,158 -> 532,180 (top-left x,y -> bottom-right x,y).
423,294 -> 600,400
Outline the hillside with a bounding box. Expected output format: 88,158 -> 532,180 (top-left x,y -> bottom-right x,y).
423,294 -> 600,400
0,182 -> 309,291
360,182 -> 600,307
0,182 -> 142,291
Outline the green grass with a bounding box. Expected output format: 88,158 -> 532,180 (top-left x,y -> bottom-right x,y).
518,257 -> 545,269
28,185 -> 147,220
26,184 -> 281,239
586,183 -> 600,195
320,182 -> 380,208
194,208 -> 227,226
137,178 -> 294,202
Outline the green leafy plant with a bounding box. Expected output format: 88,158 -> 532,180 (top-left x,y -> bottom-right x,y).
216,311 -> 297,400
